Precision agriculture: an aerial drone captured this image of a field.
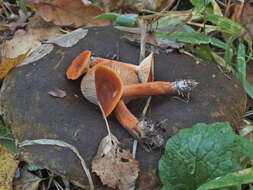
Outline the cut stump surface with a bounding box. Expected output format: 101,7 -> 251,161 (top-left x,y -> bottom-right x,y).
0,26 -> 246,189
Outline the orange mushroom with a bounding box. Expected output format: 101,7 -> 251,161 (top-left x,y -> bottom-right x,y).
94,65 -> 123,116
66,50 -> 198,144
66,50 -> 91,80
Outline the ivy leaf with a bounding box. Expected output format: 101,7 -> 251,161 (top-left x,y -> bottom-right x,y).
159,122 -> 253,190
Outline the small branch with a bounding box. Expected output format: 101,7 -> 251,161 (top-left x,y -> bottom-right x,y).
225,0 -> 231,17
138,18 -> 147,63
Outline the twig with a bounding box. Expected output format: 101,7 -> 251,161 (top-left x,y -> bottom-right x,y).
216,0 -> 227,8
19,139 -> 94,190
237,0 -> 245,21
225,0 -> 231,17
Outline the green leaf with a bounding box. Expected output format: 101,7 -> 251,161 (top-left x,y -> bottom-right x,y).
0,125 -> 19,153
211,52 -> 234,72
190,0 -> 212,13
155,32 -> 226,49
224,34 -> 240,65
115,14 -> 138,27
197,168 -> 253,190
195,44 -> 212,60
206,14 -> 243,34
159,122 -> 247,190
236,136 -> 253,160
236,41 -> 253,99
94,12 -> 120,20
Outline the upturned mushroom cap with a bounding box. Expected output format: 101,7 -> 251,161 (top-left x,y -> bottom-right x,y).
66,50 -> 91,80
80,65 -> 123,116
137,52 -> 154,83
90,57 -> 139,86
95,65 -> 123,116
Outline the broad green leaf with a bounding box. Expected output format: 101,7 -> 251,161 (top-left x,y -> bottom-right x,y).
197,168 -> 253,190
94,12 -> 120,20
156,32 -> 226,49
224,34 -> 240,65
115,14 -> 138,27
0,125 -> 19,153
236,136 -> 253,160
206,14 -> 243,34
159,122 -> 244,190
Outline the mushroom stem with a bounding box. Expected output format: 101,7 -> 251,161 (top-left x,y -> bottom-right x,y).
114,100 -> 144,140
123,80 -> 198,98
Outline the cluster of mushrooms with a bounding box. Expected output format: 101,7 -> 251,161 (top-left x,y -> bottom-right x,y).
66,50 -> 198,148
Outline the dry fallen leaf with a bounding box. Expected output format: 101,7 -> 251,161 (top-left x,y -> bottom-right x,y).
2,29 -> 41,59
0,144 -> 19,190
46,28 -> 88,47
92,135 -> 139,190
95,0 -> 173,12
48,89 -> 66,98
229,2 -> 253,39
0,50 -> 29,79
29,0 -> 109,27
13,168 -> 43,190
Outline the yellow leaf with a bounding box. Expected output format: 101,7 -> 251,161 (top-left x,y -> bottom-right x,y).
0,50 -> 29,79
0,144 -> 19,190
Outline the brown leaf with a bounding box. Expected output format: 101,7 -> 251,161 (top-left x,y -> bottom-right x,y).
3,29 -> 41,59
30,0 -> 110,27
95,0 -> 171,12
13,168 -> 43,190
48,89 -> 66,98
229,2 -> 253,39
92,135 -> 139,190
0,145 -> 19,190
0,50 -> 29,79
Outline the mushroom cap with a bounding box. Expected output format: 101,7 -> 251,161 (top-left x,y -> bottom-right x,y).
137,52 -> 154,83
95,65 -> 123,116
80,65 -> 123,116
66,50 -> 91,80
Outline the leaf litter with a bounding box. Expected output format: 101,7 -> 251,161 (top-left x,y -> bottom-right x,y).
13,168 -> 43,190
92,102 -> 139,190
28,0 -> 110,27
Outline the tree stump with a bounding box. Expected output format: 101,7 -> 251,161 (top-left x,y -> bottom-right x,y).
0,26 -> 246,189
